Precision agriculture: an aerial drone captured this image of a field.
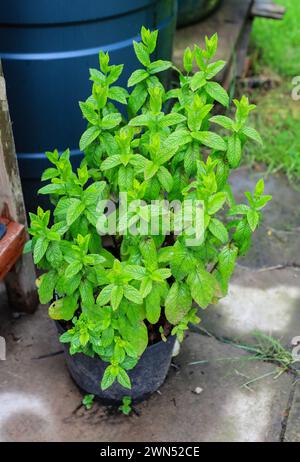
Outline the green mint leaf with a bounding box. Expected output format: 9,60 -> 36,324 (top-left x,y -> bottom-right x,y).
240,126 -> 263,145
133,41 -> 150,67
145,286 -> 161,324
209,115 -> 234,131
247,209 -> 259,231
101,113 -> 122,130
205,81 -> 229,107
79,101 -> 99,125
65,261 -> 83,279
127,69 -> 149,87
101,365 -> 117,390
108,86 -> 129,104
209,218 -> 229,243
207,192 -> 227,214
148,60 -> 172,74
226,134 -> 242,168
79,126 -> 101,151
38,270 -> 58,304
66,199 -> 85,227
117,368 -> 131,389
187,268 -> 216,308
190,71 -> 206,91
165,282 -> 192,324
124,285 -> 143,305
192,131 -> 227,151
205,60 -> 226,79
33,237 -> 49,264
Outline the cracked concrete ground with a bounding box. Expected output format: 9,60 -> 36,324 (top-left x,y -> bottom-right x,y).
0,168 -> 299,442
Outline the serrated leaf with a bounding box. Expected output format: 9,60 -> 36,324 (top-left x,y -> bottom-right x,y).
207,192 -> 227,214
255,195 -> 272,210
66,198 -> 85,226
101,155 -> 122,171
255,178 -> 265,197
38,270 -> 58,304
117,368 -> 131,389
111,285 -> 124,311
48,295 -> 78,321
79,101 -> 99,125
139,238 -> 157,271
247,209 -> 259,231
233,219 -> 252,255
140,277 -> 153,298
209,218 -> 229,243
218,245 -> 238,281
144,160 -> 158,180
64,272 -> 82,295
108,86 -> 129,104
33,237 -> 49,264
209,115 -> 234,131
161,113 -> 186,128
101,327 -> 114,348
145,286 -> 161,324
192,131 -> 227,151
190,71 -> 206,91
241,126 -> 263,145
97,284 -> 113,306
166,129 -> 192,150
183,47 -> 194,73
148,60 -> 172,74
65,261 -> 83,279
101,366 -> 117,390
227,134 -> 242,168
206,60 -> 226,79
41,168 -> 59,181
124,285 -> 143,304
165,282 -> 192,324
133,41 -> 150,67
79,279 -> 94,307
118,166 -> 134,192
101,113 -> 122,130
107,64 -> 123,84
157,166 -> 173,192
38,183 -> 65,195
184,143 -> 199,176
128,113 -> 151,127
170,241 -> 196,281
79,126 -> 100,151
125,265 -> 146,280
227,204 -> 249,216
205,81 -> 229,107
128,82 -> 148,114
128,69 -> 149,87
187,268 -> 216,308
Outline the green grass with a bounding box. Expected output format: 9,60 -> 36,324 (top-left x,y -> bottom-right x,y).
244,0 -> 300,183
251,0 -> 300,77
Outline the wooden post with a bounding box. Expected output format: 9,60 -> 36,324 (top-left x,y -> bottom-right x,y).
0,62 -> 38,313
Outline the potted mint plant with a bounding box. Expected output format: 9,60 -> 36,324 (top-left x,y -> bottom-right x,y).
26,27 -> 271,403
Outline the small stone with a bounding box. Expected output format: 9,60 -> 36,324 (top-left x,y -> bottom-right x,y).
194,387 -> 203,394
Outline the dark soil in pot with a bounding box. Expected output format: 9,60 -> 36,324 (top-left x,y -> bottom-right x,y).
55,321 -> 176,404
177,0 -> 223,28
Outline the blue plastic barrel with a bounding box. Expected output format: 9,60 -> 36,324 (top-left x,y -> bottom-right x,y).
0,0 -> 177,211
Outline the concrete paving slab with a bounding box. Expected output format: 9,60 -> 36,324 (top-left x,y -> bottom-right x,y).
229,168 -> 300,269
200,266 -> 300,346
0,303 -> 294,442
284,382 -> 300,442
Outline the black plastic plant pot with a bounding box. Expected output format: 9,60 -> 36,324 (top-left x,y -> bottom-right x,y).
56,321 -> 176,403
177,0 -> 223,28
